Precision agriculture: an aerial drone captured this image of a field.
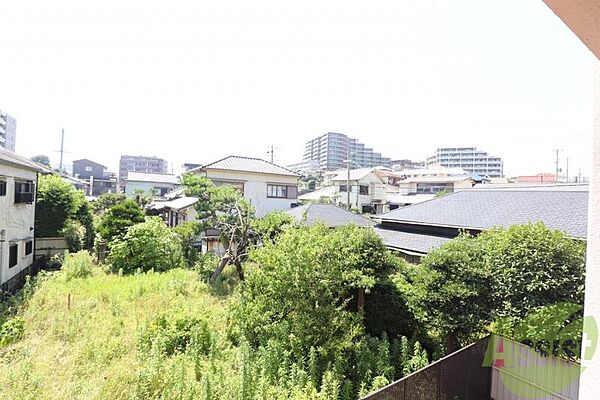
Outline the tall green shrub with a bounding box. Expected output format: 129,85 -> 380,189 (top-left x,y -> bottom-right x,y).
97,199 -> 145,243
108,217 -> 183,274
35,174 -> 84,237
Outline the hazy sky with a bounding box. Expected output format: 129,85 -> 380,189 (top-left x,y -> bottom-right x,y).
0,0 -> 597,177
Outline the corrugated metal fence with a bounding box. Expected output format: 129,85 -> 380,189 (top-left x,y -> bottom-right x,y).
362,335 -> 580,400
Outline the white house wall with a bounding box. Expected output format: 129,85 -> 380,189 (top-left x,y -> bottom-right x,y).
199,169 -> 299,217
0,164 -> 36,285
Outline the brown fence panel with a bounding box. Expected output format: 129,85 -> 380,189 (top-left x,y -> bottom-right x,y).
363,336 -> 492,400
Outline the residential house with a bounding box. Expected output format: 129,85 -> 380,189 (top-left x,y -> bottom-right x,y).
397,175 -> 474,195
72,158 -> 117,196
375,184 -> 588,263
188,156 -> 300,217
285,203 -> 375,228
0,147 -> 41,291
119,155 -> 168,189
330,168 -> 387,213
150,196 -> 199,227
124,172 -> 180,198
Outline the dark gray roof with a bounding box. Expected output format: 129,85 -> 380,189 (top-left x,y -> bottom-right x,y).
374,227 -> 451,255
285,203 -> 376,228
379,189 -> 588,239
191,156 -> 300,177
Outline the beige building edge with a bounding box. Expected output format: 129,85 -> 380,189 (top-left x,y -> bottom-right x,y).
542,0 -> 600,398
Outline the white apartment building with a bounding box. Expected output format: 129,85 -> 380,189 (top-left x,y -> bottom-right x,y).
0,110 -> 17,152
188,156 -> 300,217
302,132 -> 391,171
0,148 -> 41,290
426,147 -> 503,177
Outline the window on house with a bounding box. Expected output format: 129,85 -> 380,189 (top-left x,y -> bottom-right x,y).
25,240 -> 33,256
339,184 -> 348,193
14,180 -> 34,204
359,185 -> 369,195
9,244 -> 18,268
0,180 -> 6,196
267,184 -> 288,198
85,166 -> 93,172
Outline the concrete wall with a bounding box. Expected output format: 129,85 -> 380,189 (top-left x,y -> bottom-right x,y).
199,169 -> 299,217
0,163 -> 36,285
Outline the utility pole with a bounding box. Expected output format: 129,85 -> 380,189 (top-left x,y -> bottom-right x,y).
345,148 -> 352,211
59,128 -> 65,172
554,149 -> 562,183
267,145 -> 274,163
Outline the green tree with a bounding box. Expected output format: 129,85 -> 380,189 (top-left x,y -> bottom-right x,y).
35,174 -> 84,237
97,199 -> 145,243
30,155 -> 50,167
251,211 -> 295,244
92,193 -> 127,214
487,223 -> 586,327
108,217 -> 183,274
408,232 -> 494,353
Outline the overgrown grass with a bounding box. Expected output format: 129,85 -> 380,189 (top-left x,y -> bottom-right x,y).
0,260 -> 232,400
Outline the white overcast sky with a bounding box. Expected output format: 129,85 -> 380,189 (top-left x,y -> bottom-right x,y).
0,0 -> 597,177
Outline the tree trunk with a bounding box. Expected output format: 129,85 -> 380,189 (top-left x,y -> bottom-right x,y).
234,259 -> 245,281
446,331 -> 459,354
210,254 -> 230,284
357,288 -> 365,313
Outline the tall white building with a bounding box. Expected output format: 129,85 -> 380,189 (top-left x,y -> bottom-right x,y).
0,110 -> 17,152
302,132 -> 391,171
426,147 -> 503,177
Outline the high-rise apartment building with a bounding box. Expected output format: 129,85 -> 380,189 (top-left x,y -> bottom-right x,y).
0,110 -> 17,152
426,147 -> 503,177
302,132 -> 391,171
119,155 -> 168,185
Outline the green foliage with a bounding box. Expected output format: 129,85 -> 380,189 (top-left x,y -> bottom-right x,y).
182,175 -> 217,230
92,192 -> 127,214
251,211 -> 295,244
486,223 -> 586,324
30,154 -> 51,167
97,199 -> 145,243
0,316 -> 25,348
35,174 -> 84,237
61,219 -> 86,252
61,251 -> 95,281
138,314 -> 212,358
132,189 -> 155,209
75,200 -> 95,249
108,217 -> 183,274
173,222 -> 201,268
411,232 -> 494,351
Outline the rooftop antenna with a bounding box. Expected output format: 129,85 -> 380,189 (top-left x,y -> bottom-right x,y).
553,149 -> 563,183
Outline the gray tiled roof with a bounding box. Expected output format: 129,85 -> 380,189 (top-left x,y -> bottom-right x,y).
379,189 -> 588,239
0,147 -> 43,172
193,156 -> 300,177
285,203 -> 376,228
374,227 -> 451,254
127,171 -> 180,184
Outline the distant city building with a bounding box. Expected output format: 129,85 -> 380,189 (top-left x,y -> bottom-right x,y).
391,159 -> 426,170
302,132 -> 391,171
119,155 -> 168,186
516,173 -> 557,184
286,159 -> 320,175
73,158 -> 117,196
124,172 -> 180,198
0,110 -> 17,152
426,147 -> 503,177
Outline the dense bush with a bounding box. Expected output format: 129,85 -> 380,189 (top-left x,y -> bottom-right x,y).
172,221 -> 200,268
109,217 -> 183,274
61,251 -> 95,281
251,211 -> 296,244
92,192 -> 127,214
35,175 -> 94,241
406,223 -> 586,354
97,199 -> 145,243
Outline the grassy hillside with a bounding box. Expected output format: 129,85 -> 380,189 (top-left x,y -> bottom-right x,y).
0,265 -> 235,400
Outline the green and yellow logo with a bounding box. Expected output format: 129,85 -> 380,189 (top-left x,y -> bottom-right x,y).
483,303 -> 598,398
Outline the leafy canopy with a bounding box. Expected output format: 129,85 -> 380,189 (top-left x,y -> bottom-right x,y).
96,199 -> 145,243
35,174 -> 85,237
